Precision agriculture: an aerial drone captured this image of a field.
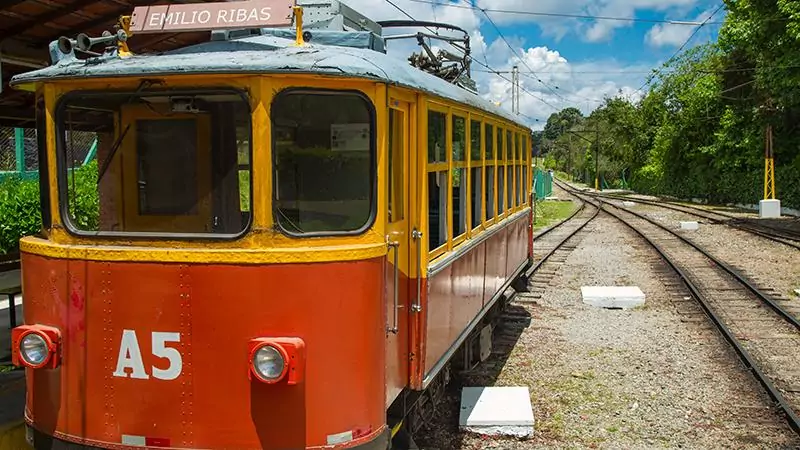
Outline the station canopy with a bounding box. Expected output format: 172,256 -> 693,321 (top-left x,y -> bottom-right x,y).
0,0 -> 235,127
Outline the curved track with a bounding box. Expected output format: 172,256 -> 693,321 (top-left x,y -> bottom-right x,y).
557,179 -> 800,435
595,190 -> 800,249
525,187 -> 601,279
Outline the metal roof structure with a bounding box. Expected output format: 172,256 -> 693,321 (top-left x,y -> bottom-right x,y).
0,0 -> 231,127
11,27 -> 525,127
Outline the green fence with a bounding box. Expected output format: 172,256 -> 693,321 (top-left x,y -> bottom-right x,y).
533,167 -> 553,200
0,127 -> 97,182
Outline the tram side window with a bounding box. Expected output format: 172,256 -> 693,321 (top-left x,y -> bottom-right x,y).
497,128 -> 505,214
272,90 -> 374,234
452,115 -> 467,240
57,89 -> 252,236
516,133 -> 522,207
470,120 -> 482,230
522,135 -> 528,203
485,125 -> 495,221
428,111 -> 448,251
506,130 -> 514,211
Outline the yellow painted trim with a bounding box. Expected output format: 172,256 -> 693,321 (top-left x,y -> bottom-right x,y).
445,106 -> 453,252
20,236 -> 385,265
44,84 -> 60,228
253,77 -> 272,229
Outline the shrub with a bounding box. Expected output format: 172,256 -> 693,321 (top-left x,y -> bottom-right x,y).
0,160 -> 99,255
0,175 -> 42,254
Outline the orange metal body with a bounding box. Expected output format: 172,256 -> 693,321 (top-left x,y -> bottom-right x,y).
20,252 -> 386,449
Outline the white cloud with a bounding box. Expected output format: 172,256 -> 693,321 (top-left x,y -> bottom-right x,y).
645,8 -> 719,48
335,0 -> 651,129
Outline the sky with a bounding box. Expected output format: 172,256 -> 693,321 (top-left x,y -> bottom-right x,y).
340,0 -> 725,130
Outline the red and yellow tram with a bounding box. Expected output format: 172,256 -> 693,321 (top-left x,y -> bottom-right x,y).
9,2 -> 534,449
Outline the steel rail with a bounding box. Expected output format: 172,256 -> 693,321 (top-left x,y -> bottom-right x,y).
570,191 -> 800,436
525,190 -> 600,279
554,179 -> 800,331
595,191 -> 800,249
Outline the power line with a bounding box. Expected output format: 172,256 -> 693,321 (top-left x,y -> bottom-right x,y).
379,0 -> 563,122
635,3 -> 725,95
479,8 -> 574,106
405,0 -> 731,26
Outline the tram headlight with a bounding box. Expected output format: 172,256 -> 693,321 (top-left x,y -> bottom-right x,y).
20,333 -> 49,366
11,325 -> 60,369
248,337 -> 306,385
253,345 -> 286,382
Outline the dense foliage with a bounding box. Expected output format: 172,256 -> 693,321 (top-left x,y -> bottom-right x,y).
0,174 -> 42,254
0,161 -> 99,254
541,1 -> 800,209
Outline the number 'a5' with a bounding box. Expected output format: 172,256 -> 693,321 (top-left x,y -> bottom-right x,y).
113,330 -> 182,380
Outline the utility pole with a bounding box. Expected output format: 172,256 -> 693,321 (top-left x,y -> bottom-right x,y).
595,128 -> 599,191
760,99 -> 780,218
512,65 -> 519,115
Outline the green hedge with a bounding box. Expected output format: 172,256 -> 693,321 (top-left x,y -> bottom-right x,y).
0,175 -> 42,254
0,161 -> 99,254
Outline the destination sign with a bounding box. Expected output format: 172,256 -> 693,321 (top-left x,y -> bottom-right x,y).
130,0 -> 296,34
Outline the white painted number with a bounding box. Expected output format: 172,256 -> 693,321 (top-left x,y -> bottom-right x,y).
113,330 -> 183,380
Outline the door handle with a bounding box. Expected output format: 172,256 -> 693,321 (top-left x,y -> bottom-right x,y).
387,239 -> 400,335
411,228 -> 423,313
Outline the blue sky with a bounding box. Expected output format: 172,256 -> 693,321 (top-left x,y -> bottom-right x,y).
343,0 -> 725,129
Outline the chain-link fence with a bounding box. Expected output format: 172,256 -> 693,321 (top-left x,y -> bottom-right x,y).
0,126 -> 97,178
0,127 -> 39,173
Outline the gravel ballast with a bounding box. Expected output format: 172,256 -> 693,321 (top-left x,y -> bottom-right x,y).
625,202 -> 800,305
416,206 -> 799,449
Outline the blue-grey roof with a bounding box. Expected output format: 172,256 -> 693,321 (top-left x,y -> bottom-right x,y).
10,29 -> 529,129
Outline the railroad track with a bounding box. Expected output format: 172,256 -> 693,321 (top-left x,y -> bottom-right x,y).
556,180 -> 800,435
517,187 -> 601,305
593,189 -> 800,249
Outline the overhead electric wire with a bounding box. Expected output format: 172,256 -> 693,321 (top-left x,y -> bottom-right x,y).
635,3 -> 725,95
380,0 -> 568,122
478,9 -> 576,106
405,0 -> 731,25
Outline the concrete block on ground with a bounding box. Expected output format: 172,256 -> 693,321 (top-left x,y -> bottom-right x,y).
581,286 -> 646,309
460,387 -> 534,438
680,221 -> 699,230
759,199 -> 782,218
622,201 -> 636,207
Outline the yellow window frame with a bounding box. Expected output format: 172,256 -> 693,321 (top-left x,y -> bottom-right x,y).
427,102 -> 450,260
120,104 -> 213,233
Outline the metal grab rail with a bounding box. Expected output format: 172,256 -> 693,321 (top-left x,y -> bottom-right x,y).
411,228 -> 423,313
386,239 -> 400,334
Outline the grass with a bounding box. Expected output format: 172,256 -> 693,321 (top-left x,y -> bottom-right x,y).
534,199 -> 579,230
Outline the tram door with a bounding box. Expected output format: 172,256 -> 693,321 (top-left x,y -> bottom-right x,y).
385,98 -> 413,406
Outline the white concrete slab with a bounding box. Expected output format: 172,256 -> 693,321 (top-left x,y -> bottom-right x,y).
760,199 -> 782,218
460,387 -> 534,438
680,221 -> 699,230
622,201 -> 636,207
581,286 -> 645,309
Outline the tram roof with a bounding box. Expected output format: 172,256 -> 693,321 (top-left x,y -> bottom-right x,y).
10,28 -> 530,129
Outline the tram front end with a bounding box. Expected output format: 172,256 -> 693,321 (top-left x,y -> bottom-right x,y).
11,71 -> 390,450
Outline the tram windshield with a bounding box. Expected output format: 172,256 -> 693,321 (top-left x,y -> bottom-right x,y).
271,90 -> 374,235
56,88 -> 252,237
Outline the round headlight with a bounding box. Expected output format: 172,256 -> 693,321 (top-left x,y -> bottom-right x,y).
253,345 -> 286,381
20,333 -> 49,366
